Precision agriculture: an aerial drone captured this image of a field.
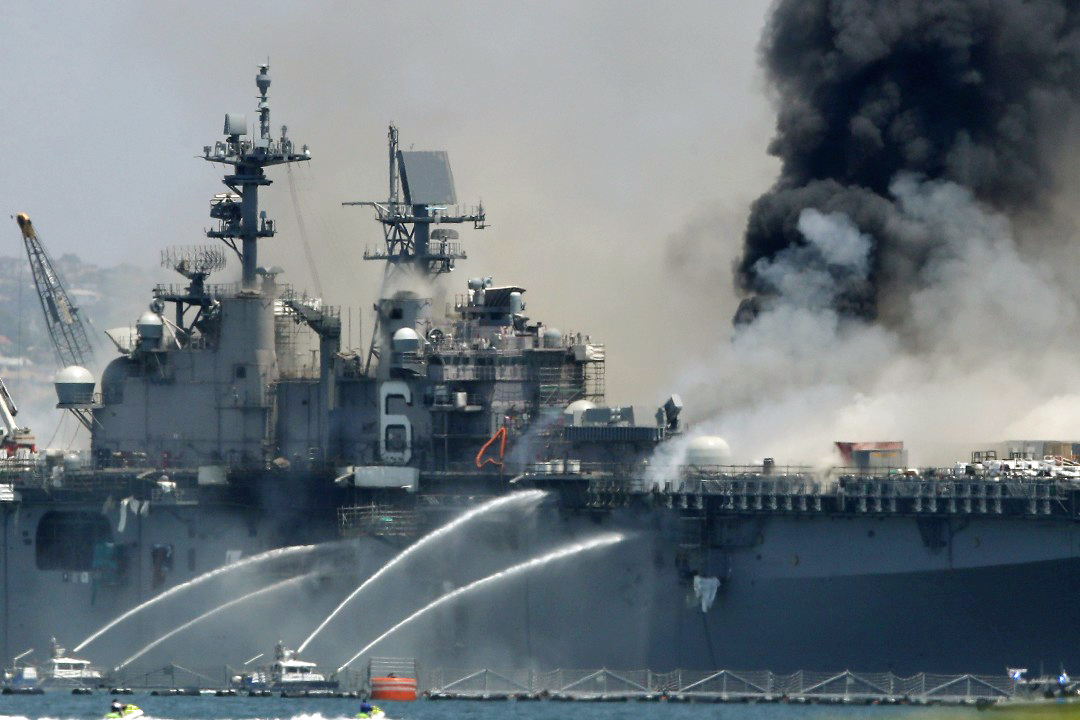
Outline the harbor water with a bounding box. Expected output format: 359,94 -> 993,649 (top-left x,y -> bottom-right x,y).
0,693 -> 985,720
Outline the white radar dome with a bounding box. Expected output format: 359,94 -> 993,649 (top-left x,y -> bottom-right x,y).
542,327 -> 562,348
137,311 -> 164,340
54,365 -> 95,406
391,327 -> 422,352
685,436 -> 732,466
563,399 -> 597,426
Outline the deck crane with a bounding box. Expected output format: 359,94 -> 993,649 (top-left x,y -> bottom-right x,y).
14,213 -> 95,369
15,213 -> 98,432
0,376 -> 35,457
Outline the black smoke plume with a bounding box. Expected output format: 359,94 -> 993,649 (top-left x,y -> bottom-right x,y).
736,0 -> 1080,324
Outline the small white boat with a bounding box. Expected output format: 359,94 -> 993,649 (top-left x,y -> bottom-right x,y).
234,642 -> 338,693
3,664 -> 41,692
42,638 -> 104,688
4,639 -> 104,691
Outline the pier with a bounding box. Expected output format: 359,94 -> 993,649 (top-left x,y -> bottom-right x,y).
422,668 -> 1019,705
10,663 -> 1038,706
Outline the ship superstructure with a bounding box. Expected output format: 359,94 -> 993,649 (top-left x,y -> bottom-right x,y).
90,65 -> 311,469
86,78 -> 612,486
3,66 -> 1080,680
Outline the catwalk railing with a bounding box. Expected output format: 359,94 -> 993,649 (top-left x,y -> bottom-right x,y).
423,668 -> 1017,703
561,465 -> 1080,518
7,455 -> 1080,523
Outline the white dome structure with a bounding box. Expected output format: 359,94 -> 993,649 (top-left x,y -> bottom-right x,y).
542,327 -> 562,348
54,365 -> 95,406
137,311 -> 164,340
685,436 -> 732,467
391,327 -> 422,352
563,399 -> 597,426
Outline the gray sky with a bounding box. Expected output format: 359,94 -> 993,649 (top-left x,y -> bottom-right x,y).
1,1 -> 778,410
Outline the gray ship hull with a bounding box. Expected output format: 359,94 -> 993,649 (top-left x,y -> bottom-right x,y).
6,495 -> 1075,678
397,507 -> 1080,675
661,555 -> 1080,675
0,493 -> 371,673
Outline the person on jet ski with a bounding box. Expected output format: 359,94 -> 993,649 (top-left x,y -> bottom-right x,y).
108,700 -> 139,718
356,701 -> 382,719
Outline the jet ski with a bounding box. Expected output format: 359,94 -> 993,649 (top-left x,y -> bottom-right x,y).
104,704 -> 143,719
356,706 -> 385,720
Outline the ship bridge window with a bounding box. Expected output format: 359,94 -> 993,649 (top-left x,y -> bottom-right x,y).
35,511 -> 112,571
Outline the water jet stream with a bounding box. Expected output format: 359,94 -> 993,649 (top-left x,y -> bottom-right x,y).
299,490 -> 546,653
77,543 -> 325,652
336,532 -> 623,671
115,572 -> 318,671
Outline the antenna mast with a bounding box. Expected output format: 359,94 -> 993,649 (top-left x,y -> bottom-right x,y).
343,124 -> 486,278
202,64 -> 310,289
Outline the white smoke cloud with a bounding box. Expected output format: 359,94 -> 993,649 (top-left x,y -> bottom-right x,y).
671,174 -> 1080,467
752,208 -> 874,311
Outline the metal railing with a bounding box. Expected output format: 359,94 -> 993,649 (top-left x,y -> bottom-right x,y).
153,283 -> 241,300
574,469 -> 1074,518
424,667 -> 1017,704
96,662 -> 1025,702
338,504 -> 419,538
0,458 -> 49,489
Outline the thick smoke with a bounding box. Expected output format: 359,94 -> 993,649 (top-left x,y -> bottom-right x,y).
677,0 -> 1080,465
737,0 -> 1080,324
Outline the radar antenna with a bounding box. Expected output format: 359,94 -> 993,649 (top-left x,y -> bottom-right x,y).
161,245 -> 227,279
343,125 -> 486,277
13,213 -> 96,369
154,245 -> 228,343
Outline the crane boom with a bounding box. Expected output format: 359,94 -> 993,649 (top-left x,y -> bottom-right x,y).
0,375 -> 34,456
14,213 -> 95,369
0,376 -> 19,442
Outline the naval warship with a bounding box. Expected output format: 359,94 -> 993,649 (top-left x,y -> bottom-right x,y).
3,66 -> 1080,680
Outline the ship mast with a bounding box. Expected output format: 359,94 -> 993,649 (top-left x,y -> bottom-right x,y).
343,125 -> 486,278
344,126 -> 486,371
203,64 -> 310,289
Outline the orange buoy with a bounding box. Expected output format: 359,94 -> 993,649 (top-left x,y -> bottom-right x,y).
370,676 -> 417,702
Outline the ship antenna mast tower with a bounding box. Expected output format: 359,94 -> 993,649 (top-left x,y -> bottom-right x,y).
156,246 -> 227,338
13,213 -> 96,369
344,126 -> 486,371
202,64 -> 310,289
343,125 -> 486,278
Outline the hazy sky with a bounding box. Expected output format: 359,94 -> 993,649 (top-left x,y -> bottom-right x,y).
0,1 -> 778,410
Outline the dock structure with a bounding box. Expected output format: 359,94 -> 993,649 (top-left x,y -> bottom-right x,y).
54,663 -> 1028,705
423,668 -> 1018,705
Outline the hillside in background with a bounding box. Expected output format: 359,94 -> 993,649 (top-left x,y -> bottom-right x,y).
0,253 -> 152,446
